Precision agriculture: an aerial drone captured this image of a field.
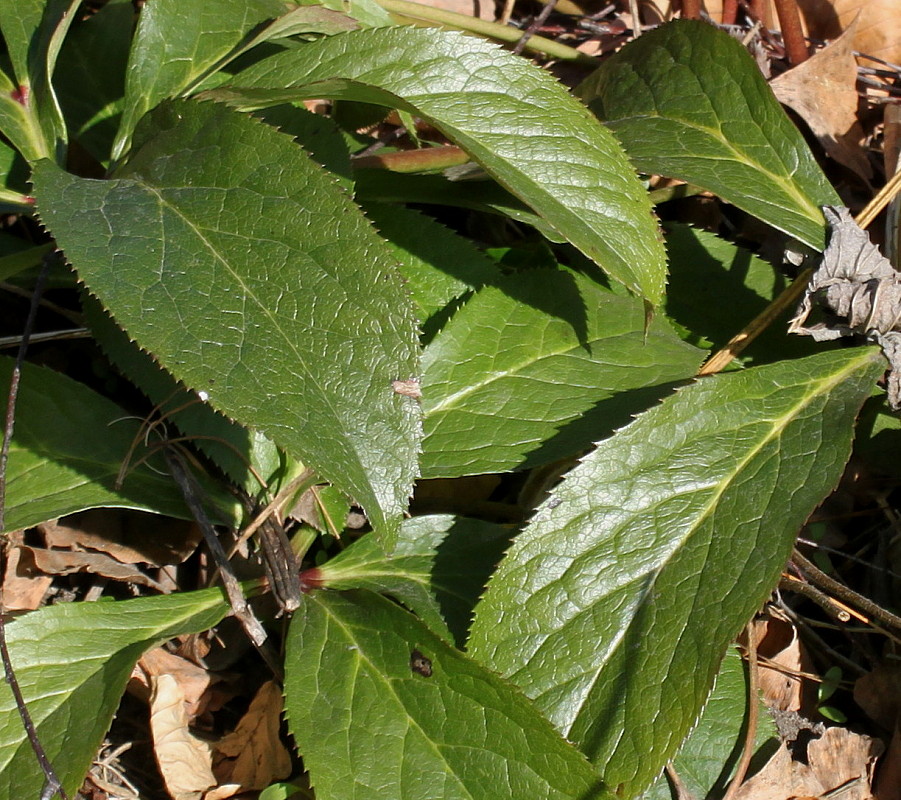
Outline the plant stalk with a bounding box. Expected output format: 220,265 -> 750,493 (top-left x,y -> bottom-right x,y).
374,0 -> 600,66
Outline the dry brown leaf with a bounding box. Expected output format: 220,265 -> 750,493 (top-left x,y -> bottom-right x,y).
797,0 -> 901,67
149,673 -> 217,800
212,680 -> 291,792
875,721 -> 901,800
771,17 -> 872,180
855,662 -> 901,732
1,531 -> 52,611
753,614 -> 810,712
39,510 -> 201,567
20,545 -> 165,589
735,727 -> 880,800
133,648 -> 220,719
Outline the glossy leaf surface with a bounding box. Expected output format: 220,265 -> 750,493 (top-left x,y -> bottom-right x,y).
643,647 -> 776,799
112,0 -> 285,160
33,99 -> 421,548
285,589 -> 612,800
469,347 -> 884,795
205,26 -> 668,303
577,20 -> 839,249
0,588 -> 229,797
420,268 -> 703,477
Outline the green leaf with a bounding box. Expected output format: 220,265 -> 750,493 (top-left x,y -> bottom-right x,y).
0,356 -> 236,532
576,19 -> 839,250
32,99 -> 421,548
285,589 -> 612,800
359,202 -> 500,325
642,648 -> 777,799
0,0 -> 77,161
468,347 -> 885,796
55,0 -> 132,164
82,294 -> 291,497
111,0 -> 286,161
0,588 -> 229,798
203,26 -> 668,304
253,103 -> 353,190
297,0 -> 393,27
312,514 -> 514,645
664,223 -> 820,363
420,268 -> 704,478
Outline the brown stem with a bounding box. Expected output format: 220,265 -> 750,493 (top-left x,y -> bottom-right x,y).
773,0 -> 808,65
681,0 -> 702,19
352,145 -> 471,173
722,0 -> 740,25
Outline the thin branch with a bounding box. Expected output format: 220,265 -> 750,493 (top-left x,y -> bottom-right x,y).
0,252 -> 69,800
164,448 -> 283,679
722,623 -> 759,800
792,549 -> 901,633
513,0 -> 558,56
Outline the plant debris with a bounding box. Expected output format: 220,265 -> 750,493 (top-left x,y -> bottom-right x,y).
789,206 -> 901,408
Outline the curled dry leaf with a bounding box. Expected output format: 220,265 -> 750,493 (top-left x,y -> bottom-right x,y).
771,18 -> 872,181
789,206 -> 901,407
212,680 -> 291,793
149,673 -> 217,800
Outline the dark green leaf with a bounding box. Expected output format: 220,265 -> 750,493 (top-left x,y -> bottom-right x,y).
55,0 -> 133,164
642,648 -> 777,799
0,356 -> 236,532
420,268 -> 703,477
359,202 -> 500,325
111,0 -> 286,161
285,589 -> 612,800
664,223 -> 821,363
203,26 -> 668,303
577,20 -> 839,249
354,170 -> 562,240
468,347 -> 885,796
0,588 -> 229,798
33,99 -> 420,548
313,514 -> 514,645
82,295 -> 290,497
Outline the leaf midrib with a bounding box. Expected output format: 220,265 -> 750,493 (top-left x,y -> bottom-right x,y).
531,350 -> 877,737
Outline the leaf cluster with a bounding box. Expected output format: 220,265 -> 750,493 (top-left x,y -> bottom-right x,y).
0,5 -> 890,800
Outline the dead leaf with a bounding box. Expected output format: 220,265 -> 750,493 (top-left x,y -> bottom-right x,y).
875,720 -> 901,800
1,531 -> 52,611
213,681 -> 292,792
855,662 -> 901,731
771,18 -> 872,180
149,673 -> 217,800
789,206 -> 901,408
797,0 -> 901,68
133,648 -> 221,719
20,545 -> 165,589
735,727 -> 880,800
39,510 -> 201,567
753,613 -> 811,712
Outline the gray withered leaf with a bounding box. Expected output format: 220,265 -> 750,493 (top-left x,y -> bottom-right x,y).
789,205 -> 900,407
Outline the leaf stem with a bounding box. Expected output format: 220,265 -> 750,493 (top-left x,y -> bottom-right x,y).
374,0 -> 600,65
721,626 -> 758,800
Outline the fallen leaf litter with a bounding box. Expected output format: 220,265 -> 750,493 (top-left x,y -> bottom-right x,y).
789,206 -> 901,408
